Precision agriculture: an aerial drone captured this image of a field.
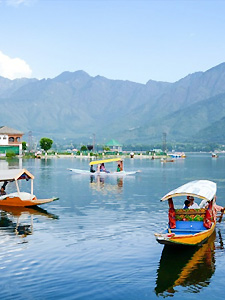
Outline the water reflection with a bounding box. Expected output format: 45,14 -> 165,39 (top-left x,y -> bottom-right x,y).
40,158 -> 53,166
155,231 -> 222,296
0,157 -> 23,169
89,176 -> 123,194
0,205 -> 58,238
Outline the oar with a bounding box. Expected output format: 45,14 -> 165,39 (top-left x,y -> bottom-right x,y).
218,207 -> 225,223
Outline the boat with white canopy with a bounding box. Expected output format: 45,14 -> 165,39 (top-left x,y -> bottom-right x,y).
155,180 -> 224,246
0,169 -> 58,207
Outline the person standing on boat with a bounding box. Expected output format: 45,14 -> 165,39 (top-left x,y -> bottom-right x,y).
117,163 -> 121,172
120,160 -> 123,171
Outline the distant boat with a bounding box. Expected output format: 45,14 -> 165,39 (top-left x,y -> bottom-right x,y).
168,152 -> 186,158
161,158 -> 175,163
212,153 -> 218,158
68,158 -> 140,176
0,169 -> 58,207
154,180 -> 222,246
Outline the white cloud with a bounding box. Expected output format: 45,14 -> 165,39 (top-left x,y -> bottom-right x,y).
6,0 -> 35,7
0,51 -> 32,79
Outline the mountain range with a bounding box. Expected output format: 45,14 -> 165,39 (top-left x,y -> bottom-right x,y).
1,63 -> 225,145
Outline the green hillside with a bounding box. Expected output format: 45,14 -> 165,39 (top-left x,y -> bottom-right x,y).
1,63 -> 225,144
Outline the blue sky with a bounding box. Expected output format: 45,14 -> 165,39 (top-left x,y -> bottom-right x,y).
0,0 -> 225,83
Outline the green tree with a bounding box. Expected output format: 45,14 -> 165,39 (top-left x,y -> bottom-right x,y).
103,146 -> 110,151
40,137 -> 53,153
80,145 -> 87,151
22,141 -> 27,151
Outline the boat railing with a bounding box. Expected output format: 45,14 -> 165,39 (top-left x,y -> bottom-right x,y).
175,209 -> 206,221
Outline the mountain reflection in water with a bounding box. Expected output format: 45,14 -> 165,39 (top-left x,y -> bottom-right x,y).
155,231 -> 223,296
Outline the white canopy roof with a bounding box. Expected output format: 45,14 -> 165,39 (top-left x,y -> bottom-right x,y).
0,169 -> 34,182
161,180 -> 217,202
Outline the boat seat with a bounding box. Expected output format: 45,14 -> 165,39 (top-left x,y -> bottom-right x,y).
168,228 -> 206,235
174,220 -> 205,230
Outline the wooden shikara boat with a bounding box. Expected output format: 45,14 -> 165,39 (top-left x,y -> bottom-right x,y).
155,180 -> 220,246
0,169 -> 58,207
155,231 -> 217,296
69,158 -> 140,176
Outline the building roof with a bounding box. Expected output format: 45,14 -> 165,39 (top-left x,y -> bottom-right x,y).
105,139 -> 122,147
0,126 -> 23,135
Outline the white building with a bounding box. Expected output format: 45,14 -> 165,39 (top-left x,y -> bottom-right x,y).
0,126 -> 24,155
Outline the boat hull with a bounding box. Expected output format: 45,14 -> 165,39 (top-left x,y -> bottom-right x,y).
68,168 -> 138,176
0,194 -> 58,207
155,223 -> 215,246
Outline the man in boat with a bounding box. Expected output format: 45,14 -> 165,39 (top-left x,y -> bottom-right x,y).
90,165 -> 95,173
188,196 -> 199,209
0,186 -> 6,195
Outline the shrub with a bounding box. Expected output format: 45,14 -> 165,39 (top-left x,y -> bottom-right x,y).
6,150 -> 16,158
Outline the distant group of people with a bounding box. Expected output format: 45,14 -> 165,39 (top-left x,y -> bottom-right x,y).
90,161 -> 123,173
90,163 -> 110,173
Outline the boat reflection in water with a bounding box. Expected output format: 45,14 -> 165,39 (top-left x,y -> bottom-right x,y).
155,230 -> 223,296
89,175 -> 123,194
0,205 -> 58,238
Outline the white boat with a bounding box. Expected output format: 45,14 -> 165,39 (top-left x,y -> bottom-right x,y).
68,158 -> 140,176
68,168 -> 138,176
168,152 -> 186,158
0,169 -> 58,207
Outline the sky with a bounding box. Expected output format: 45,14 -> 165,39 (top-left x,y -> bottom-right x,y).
0,0 -> 225,83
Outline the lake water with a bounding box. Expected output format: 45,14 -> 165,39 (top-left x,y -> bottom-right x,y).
0,153 -> 225,300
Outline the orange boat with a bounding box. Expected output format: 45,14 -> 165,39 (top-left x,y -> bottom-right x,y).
0,169 -> 58,207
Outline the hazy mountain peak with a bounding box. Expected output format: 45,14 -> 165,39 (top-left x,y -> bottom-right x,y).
54,70 -> 91,82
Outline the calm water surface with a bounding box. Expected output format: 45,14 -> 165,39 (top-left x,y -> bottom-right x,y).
0,153 -> 225,300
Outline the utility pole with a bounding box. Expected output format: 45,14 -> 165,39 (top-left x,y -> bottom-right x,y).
28,131 -> 33,153
162,132 -> 167,153
93,133 -> 96,152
